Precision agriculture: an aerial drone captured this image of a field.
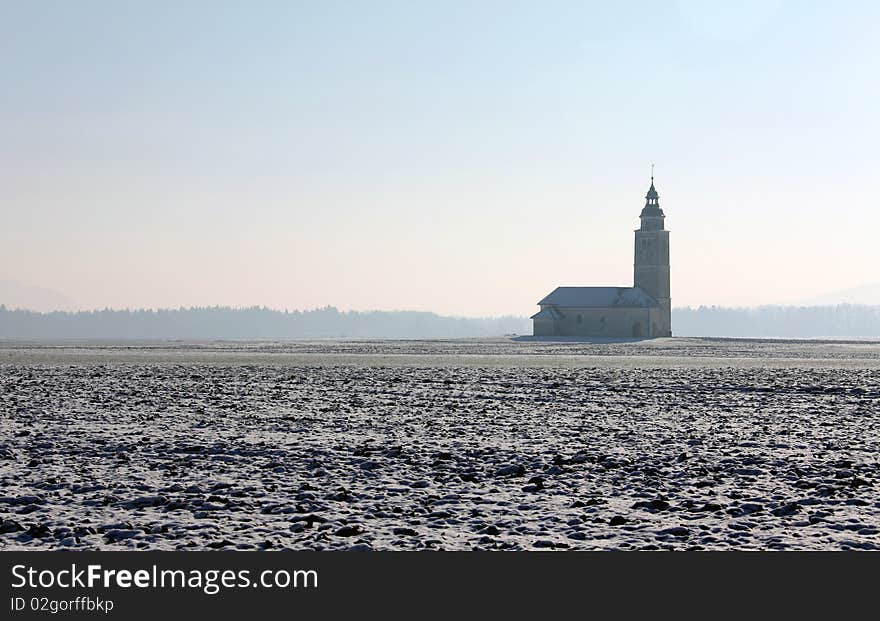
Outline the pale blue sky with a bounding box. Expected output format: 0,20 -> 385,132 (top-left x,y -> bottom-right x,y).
2,1 -> 879,315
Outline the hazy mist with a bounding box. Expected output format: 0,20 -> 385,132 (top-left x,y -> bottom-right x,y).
3,2 -> 880,317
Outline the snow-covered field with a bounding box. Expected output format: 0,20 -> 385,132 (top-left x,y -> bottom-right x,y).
1,337 -> 878,550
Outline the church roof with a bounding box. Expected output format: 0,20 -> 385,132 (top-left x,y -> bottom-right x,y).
537,286 -> 659,308
530,306 -> 565,320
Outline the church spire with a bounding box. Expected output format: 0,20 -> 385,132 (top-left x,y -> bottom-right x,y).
644,166 -> 660,208
639,166 -> 664,229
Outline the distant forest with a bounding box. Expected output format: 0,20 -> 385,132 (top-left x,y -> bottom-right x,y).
673,305 -> 880,338
0,305 -> 528,339
1,304 -> 879,339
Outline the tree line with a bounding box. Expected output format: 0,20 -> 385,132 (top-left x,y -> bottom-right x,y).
0,305 -> 529,339
1,303 -> 878,339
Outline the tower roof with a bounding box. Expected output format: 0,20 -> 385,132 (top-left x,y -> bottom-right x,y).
645,163 -> 659,201
639,170 -> 664,223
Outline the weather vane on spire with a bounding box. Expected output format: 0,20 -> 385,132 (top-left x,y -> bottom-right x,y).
651,162 -> 655,183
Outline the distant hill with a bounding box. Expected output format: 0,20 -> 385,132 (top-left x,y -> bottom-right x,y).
0,304 -> 877,340
0,280 -> 78,313
798,282 -> 880,306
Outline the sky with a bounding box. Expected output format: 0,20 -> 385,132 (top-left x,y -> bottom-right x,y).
2,1 -> 879,316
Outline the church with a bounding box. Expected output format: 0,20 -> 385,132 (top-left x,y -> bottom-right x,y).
532,176 -> 671,338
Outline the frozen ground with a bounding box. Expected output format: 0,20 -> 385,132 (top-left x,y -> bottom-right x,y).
1,337 -> 878,550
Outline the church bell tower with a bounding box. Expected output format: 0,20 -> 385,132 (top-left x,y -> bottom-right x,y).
633,171 -> 671,336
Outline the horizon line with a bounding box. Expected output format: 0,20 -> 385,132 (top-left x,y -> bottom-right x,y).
3,302 -> 880,318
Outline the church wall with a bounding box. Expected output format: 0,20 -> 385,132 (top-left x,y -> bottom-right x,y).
539,307 -> 654,338
648,306 -> 671,338
634,227 -> 671,336
532,318 -> 557,337
633,229 -> 670,302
